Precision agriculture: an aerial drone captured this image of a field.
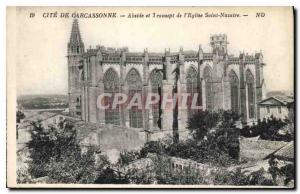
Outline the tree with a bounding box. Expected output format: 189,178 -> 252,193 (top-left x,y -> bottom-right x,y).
140,141 -> 166,158
16,110 -> 25,123
184,110 -> 240,164
247,168 -> 273,185
280,163 -> 294,186
26,120 -> 108,184
187,110 -> 219,140
240,116 -> 291,141
117,150 -> 141,166
16,110 -> 25,139
27,121 -> 80,178
46,147 -> 105,184
94,167 -> 129,184
227,168 -> 249,185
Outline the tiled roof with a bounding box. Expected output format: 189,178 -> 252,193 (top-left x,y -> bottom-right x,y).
273,141 -> 294,161
259,95 -> 294,106
24,112 -> 57,122
241,138 -> 288,161
274,95 -> 294,105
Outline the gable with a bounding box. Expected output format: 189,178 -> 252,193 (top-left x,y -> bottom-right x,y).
259,97 -> 285,106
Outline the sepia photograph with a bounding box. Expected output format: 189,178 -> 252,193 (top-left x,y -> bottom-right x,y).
6,6 -> 295,188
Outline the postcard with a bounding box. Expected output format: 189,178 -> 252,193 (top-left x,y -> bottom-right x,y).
7,6 -> 295,188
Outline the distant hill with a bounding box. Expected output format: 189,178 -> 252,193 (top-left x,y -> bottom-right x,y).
17,94 -> 68,110
266,90 -> 294,98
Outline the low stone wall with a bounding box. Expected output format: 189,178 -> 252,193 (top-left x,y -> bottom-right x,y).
79,124 -> 147,152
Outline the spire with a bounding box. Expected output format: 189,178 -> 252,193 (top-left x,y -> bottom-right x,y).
69,19 -> 82,44
68,19 -> 84,55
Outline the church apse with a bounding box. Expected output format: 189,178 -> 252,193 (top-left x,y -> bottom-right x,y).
67,20 -> 266,133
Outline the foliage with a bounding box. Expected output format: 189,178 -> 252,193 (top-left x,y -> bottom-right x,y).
268,156 -> 294,186
280,163 -> 294,186
140,141 -> 166,158
46,147 -> 104,184
223,168 -> 249,185
187,110 -> 221,140
247,168 -> 274,185
26,121 -> 108,184
123,154 -> 208,185
94,167 -> 129,184
188,110 -> 239,140
125,167 -> 156,184
17,168 -> 32,184
122,154 -> 275,186
16,110 -> 25,123
241,116 -> 292,142
117,150 -> 141,166
27,121 -> 80,178
137,110 -> 240,166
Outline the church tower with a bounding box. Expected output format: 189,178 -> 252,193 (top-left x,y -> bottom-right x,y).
67,19 -> 84,117
210,34 -> 228,56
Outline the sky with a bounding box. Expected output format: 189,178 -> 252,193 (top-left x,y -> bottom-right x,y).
11,7 -> 294,95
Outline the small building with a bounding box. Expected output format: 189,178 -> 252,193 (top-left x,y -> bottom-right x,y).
258,95 -> 294,121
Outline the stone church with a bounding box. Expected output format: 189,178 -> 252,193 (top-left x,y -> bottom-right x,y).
67,19 -> 266,136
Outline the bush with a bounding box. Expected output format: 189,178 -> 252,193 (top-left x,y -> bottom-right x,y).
240,117 -> 291,141
27,121 -> 81,178
134,111 -> 240,167
26,121 -> 109,184
117,150 -> 141,166
140,141 -> 166,158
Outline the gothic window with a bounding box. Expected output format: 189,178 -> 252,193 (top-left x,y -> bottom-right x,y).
103,68 -> 120,125
186,67 -> 198,117
126,68 -> 143,128
149,70 -> 163,128
229,70 -> 239,114
246,70 -> 255,119
80,70 -> 85,81
204,66 -> 213,111
74,67 -> 80,88
76,97 -> 81,107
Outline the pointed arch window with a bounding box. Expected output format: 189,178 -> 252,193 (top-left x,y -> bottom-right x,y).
186,67 -> 198,117
126,69 -> 143,128
103,68 -> 120,125
229,70 -> 239,114
149,70 -> 163,128
76,96 -> 81,107
204,66 -> 213,111
246,70 -> 255,119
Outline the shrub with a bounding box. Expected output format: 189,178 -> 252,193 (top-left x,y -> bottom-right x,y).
241,117 -> 291,141
26,121 -> 109,184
